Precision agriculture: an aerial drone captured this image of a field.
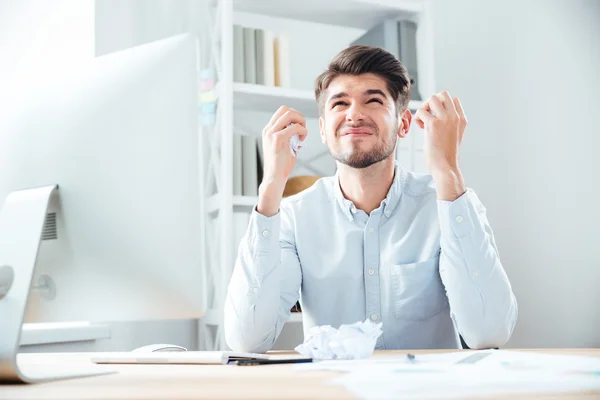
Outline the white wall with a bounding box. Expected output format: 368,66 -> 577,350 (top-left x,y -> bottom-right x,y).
0,0 -> 94,100
95,0 -> 200,56
432,0 -> 600,348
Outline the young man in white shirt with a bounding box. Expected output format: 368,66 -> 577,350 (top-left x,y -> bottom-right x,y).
225,45 -> 517,353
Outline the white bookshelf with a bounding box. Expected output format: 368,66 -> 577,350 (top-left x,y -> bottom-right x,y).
198,0 -> 435,350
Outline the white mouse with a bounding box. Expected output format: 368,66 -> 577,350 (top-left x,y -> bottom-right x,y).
132,343 -> 188,353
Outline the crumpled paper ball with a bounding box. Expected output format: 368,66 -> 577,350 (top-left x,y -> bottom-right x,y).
294,318 -> 383,360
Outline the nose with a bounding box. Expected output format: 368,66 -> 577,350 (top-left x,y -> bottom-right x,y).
345,102 -> 365,123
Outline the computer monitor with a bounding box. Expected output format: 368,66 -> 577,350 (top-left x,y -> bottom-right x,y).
0,34 -> 205,383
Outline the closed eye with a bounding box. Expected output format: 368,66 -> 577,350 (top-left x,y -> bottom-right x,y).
367,98 -> 383,104
332,101 -> 348,108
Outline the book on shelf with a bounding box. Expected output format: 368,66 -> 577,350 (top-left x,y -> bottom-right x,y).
255,29 -> 275,86
241,135 -> 258,196
233,135 -> 243,196
231,133 -> 265,198
243,27 -> 256,84
233,25 -> 245,83
274,33 -> 290,88
233,24 -> 289,87
256,137 -> 264,192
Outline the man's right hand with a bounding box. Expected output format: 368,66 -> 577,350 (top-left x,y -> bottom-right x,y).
257,106 -> 307,217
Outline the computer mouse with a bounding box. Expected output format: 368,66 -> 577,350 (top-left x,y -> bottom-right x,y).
132,344 -> 188,353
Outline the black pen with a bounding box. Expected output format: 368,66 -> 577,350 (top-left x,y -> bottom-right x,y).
232,358 -> 313,366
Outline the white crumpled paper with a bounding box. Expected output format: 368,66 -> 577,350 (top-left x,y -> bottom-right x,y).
294,318 -> 383,360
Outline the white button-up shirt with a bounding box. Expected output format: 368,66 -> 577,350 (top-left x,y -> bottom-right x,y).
225,163 -> 518,353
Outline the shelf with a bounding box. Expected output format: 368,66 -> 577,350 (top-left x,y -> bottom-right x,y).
233,0 -> 423,29
233,83 -> 423,118
207,194 -> 258,214
233,83 -> 319,118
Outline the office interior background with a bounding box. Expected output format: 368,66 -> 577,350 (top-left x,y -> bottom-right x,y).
1,0 -> 599,353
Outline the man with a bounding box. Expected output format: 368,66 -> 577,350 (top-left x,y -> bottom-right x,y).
224,45 -> 517,353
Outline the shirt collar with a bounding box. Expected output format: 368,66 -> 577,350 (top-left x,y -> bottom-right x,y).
332,161 -> 405,221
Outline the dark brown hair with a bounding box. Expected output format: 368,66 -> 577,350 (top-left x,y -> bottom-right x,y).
314,45 -> 411,115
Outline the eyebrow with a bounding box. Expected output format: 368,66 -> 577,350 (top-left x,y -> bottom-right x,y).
327,89 -> 387,103
328,92 -> 348,103
364,89 -> 386,98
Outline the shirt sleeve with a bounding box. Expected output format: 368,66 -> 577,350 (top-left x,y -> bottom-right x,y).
437,188 -> 518,349
223,203 -> 302,353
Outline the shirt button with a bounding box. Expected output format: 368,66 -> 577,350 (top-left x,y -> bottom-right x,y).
370,313 -> 378,321
367,227 -> 374,233
456,216 -> 464,223
253,288 -> 259,294
385,210 -> 391,217
351,207 -> 357,214
261,229 -> 270,237
472,270 -> 479,279
368,269 -> 375,276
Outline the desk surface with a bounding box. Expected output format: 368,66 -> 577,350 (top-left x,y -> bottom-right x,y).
3,349 -> 600,399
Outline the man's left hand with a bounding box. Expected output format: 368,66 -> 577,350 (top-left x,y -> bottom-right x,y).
414,91 -> 468,201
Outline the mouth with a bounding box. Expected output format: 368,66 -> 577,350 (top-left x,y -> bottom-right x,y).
341,128 -> 373,137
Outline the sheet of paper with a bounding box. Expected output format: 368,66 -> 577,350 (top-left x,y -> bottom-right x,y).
331,364 -> 600,400
296,350 -> 600,398
294,351 -> 479,372
475,350 -> 600,373
297,350 -> 600,375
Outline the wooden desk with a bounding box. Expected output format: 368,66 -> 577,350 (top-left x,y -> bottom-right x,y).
2,349 -> 599,399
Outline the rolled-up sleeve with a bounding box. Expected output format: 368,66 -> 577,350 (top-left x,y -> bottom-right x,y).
437,189 -> 518,349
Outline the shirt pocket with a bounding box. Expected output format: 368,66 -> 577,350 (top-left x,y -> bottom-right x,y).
390,255 -> 448,321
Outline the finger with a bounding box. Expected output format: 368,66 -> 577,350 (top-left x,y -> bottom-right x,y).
275,123 -> 308,142
453,96 -> 467,122
297,125 -> 308,142
413,116 -> 424,129
264,106 -> 291,133
453,97 -> 467,144
272,110 -> 307,133
414,107 -> 434,128
438,91 -> 456,113
294,124 -> 308,142
427,95 -> 445,118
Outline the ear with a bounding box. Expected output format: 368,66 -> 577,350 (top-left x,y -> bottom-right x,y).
319,116 -> 326,144
397,108 -> 412,139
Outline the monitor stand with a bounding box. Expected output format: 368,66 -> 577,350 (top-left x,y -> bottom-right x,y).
0,185 -> 115,384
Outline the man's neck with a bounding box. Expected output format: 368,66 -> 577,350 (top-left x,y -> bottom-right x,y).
337,157 -> 396,215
